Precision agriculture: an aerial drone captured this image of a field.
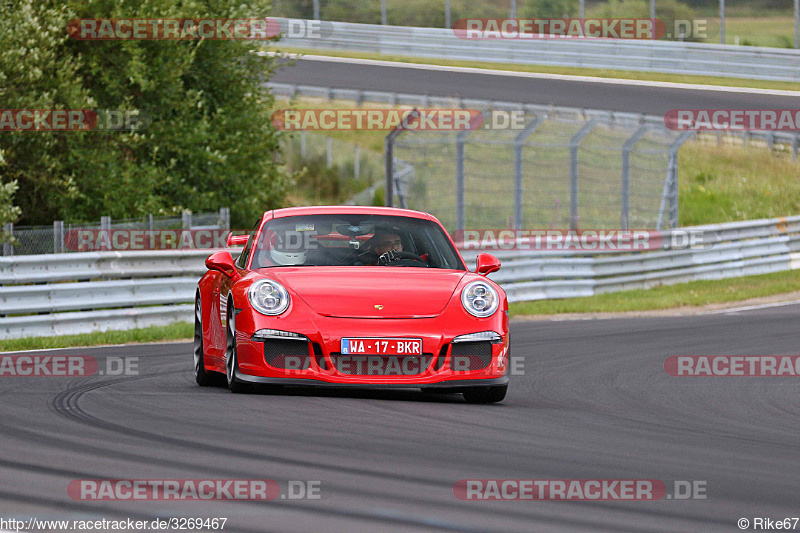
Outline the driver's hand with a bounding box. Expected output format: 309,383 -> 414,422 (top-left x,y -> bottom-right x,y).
378,250 -> 399,265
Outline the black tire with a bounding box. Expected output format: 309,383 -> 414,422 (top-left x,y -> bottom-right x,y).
225,300 -> 250,394
194,295 -> 216,387
463,385 -> 507,404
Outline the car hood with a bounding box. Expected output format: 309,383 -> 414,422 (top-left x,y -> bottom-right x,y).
268,268 -> 468,318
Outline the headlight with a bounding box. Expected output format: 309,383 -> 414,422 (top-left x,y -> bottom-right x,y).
249,279 -> 290,316
461,281 -> 499,318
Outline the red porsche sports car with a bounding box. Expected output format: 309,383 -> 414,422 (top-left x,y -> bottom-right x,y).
194,206 -> 509,403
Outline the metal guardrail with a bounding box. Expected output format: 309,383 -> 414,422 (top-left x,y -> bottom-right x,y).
276,18 -> 800,83
0,250 -> 214,339
1,216 -> 799,339
465,216 -> 800,302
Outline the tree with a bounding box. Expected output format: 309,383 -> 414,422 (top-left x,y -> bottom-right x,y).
0,0 -> 289,227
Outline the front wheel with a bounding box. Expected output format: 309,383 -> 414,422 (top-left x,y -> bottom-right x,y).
463,385 -> 507,404
225,302 -> 250,394
194,295 -> 216,387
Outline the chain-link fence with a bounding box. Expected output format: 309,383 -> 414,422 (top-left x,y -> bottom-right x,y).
279,131 -> 385,205
388,109 -> 693,232
2,209 -> 230,256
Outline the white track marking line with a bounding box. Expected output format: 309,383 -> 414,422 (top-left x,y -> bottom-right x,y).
272,52 -> 800,97
705,299 -> 800,314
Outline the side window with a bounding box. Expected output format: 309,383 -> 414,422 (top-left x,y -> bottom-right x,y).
236,218 -> 261,269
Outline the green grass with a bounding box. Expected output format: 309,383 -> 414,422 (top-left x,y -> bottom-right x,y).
0,322 -> 192,353
509,269 -> 800,317
679,140 -> 800,226
717,17 -> 799,48
274,46 -> 800,92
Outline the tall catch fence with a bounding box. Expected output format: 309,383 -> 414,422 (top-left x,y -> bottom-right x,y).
387,108 -> 693,232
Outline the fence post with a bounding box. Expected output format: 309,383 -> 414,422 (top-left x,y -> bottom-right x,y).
793,133 -> 799,162
300,130 -> 306,159
513,115 -> 546,230
381,0 -> 387,25
313,0 -> 320,20
658,131 -> 694,230
569,118 -> 600,230
384,109 -> 418,207
3,223 -> 13,256
182,210 -> 192,230
326,137 -> 333,168
455,125 -> 475,233
101,216 -> 111,233
354,145 -> 360,180
445,0 -> 451,29
220,207 -> 230,231
53,220 -> 64,253
621,125 -> 650,230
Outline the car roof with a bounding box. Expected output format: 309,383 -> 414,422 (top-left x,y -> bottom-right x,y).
269,205 -> 434,221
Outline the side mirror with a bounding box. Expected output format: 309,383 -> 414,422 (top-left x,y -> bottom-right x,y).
475,253 -> 501,276
227,233 -> 249,247
206,251 -> 239,278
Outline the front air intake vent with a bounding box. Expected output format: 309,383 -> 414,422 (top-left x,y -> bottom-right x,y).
449,341 -> 492,371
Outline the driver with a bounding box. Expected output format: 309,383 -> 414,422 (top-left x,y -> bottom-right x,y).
356,227 -> 404,265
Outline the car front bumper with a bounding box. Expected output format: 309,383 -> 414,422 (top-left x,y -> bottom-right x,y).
233,311 -> 510,387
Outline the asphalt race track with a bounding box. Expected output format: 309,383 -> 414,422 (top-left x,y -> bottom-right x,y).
1,306 -> 798,532
272,56 -> 800,115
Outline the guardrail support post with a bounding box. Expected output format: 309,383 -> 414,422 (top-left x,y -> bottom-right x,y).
513,115 -> 546,230
3,223 -> 13,256
569,118 -> 600,230
445,0 -> 451,29
326,137 -> 333,168
182,210 -> 192,230
300,130 -> 306,158
381,0 -> 387,25
53,220 -> 64,253
621,125 -> 650,230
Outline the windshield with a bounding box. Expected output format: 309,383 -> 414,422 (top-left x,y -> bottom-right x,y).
250,215 -> 465,270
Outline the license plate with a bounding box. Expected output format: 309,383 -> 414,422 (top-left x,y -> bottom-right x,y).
340,337 -> 423,356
